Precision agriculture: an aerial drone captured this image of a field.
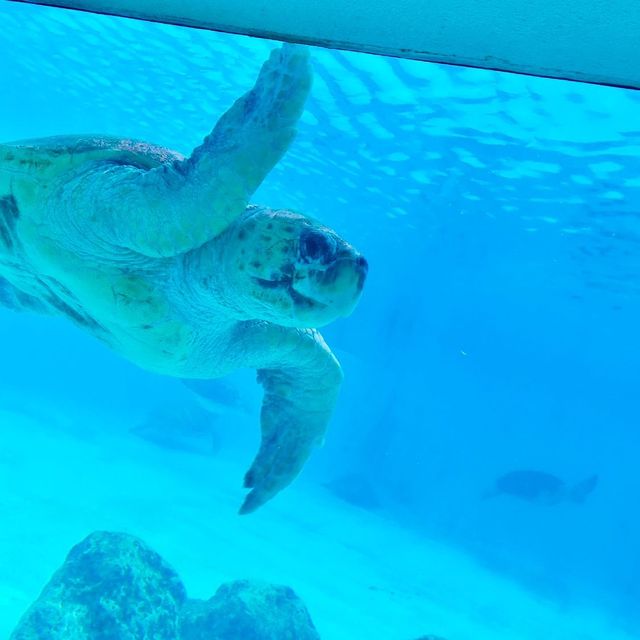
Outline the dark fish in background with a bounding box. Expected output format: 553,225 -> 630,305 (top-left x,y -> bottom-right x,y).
130,401 -> 220,457
484,470 -> 598,505
180,378 -> 248,416
322,473 -> 382,510
131,379 -> 250,456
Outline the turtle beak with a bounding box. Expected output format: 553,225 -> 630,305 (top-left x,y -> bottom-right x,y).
293,248 -> 368,318
320,252 -> 368,315
355,255 -> 368,291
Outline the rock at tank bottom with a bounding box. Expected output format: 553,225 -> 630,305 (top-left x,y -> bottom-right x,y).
10,530 -> 321,640
179,580 -> 321,640
9,531 -> 187,640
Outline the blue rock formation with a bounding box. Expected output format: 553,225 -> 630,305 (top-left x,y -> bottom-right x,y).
10,531 -> 186,640
179,579 -> 321,640
10,531 -> 321,640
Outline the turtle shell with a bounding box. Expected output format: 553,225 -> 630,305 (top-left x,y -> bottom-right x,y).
0,134 -> 183,208
0,135 -> 182,319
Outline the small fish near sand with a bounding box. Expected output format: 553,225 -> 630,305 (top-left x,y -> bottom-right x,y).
484,470 -> 598,505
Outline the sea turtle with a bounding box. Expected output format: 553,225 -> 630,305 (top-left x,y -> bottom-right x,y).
0,44 -> 368,514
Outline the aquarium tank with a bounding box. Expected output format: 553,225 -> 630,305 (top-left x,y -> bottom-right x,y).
1,2 -> 639,639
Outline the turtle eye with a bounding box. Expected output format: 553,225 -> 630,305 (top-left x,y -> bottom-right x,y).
299,229 -> 335,264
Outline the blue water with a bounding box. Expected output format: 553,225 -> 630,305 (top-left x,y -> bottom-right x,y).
1,2 -> 640,639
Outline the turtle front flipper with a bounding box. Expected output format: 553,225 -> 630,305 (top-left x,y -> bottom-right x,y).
98,44 -> 311,257
42,45 -> 312,258
178,42 -> 313,231
231,322 -> 342,514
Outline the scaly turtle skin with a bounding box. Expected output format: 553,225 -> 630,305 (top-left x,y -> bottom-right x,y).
0,44 -> 368,514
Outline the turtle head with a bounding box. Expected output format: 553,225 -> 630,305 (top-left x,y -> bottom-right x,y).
215,206 -> 367,327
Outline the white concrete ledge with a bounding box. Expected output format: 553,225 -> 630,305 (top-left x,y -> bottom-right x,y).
12,0 -> 640,89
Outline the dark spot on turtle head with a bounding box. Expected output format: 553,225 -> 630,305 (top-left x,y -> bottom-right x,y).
260,235 -> 272,242
251,261 -> 262,269
284,225 -> 294,233
290,288 -> 314,308
267,223 -> 273,230
238,264 -> 245,271
256,278 -> 282,290
300,229 -> 336,264
141,324 -> 153,330
238,230 -> 246,241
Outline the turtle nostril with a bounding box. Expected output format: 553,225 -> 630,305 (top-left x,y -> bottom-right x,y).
300,229 -> 334,263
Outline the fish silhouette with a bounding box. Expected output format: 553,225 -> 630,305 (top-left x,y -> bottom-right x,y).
180,378 -> 248,416
485,470 -> 598,505
130,400 -> 220,457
